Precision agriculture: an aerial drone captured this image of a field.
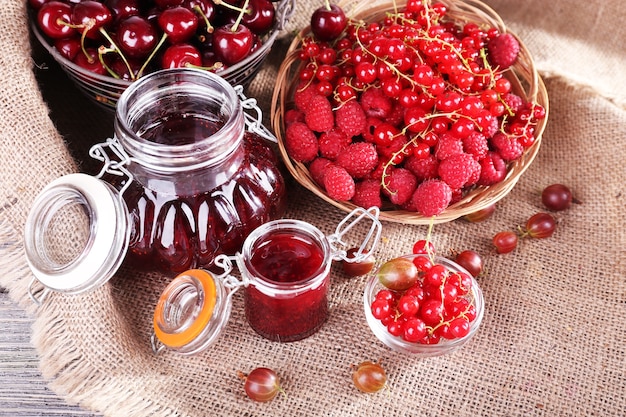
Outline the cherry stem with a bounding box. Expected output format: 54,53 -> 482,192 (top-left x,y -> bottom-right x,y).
98,27 -> 135,80
213,0 -> 252,32
193,5 -> 214,33
136,33 -> 169,79
185,61 -> 224,72
97,45 -> 121,79
323,0 -> 331,11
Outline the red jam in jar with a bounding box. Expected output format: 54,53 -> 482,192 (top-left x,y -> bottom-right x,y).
114,68 -> 286,275
240,220 -> 332,342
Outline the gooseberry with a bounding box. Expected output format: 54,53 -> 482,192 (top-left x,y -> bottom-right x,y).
352,361 -> 387,393
454,250 -> 484,277
541,184 -> 573,211
239,367 -> 283,402
463,203 -> 496,222
342,247 -> 376,277
377,257 -> 419,291
492,230 -> 518,254
522,212 -> 556,239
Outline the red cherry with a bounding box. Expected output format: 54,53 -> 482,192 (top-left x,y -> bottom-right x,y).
155,0 -> 184,9
28,0 -> 48,10
157,6 -> 199,44
37,1 -> 75,39
73,47 -> 107,75
104,0 -> 140,23
109,56 -> 142,80
311,3 -> 347,42
241,0 -> 275,35
213,23 -> 254,65
161,43 -> 202,69
54,37 -> 81,60
116,16 -> 158,59
71,1 -> 114,40
183,0 -> 217,31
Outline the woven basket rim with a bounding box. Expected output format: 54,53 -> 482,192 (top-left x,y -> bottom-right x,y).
271,0 -> 549,225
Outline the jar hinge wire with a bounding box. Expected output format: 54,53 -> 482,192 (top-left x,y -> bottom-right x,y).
89,137 -> 134,196
234,85 -> 277,144
327,206 -> 382,263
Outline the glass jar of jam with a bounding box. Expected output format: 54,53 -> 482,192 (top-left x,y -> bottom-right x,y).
239,219 -> 332,342
114,68 -> 286,275
24,68 -> 285,304
150,207 -> 382,354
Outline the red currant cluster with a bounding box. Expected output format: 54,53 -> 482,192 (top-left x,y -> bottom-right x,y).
370,240 -> 479,345
30,0 -> 276,81
287,1 -> 546,216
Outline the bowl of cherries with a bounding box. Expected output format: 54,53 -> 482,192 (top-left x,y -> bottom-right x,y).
29,0 -> 295,109
363,244 -> 484,356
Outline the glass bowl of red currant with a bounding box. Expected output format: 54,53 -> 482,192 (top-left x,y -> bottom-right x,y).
29,0 -> 295,110
364,253 -> 484,356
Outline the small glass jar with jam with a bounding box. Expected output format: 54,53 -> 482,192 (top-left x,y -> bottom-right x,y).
24,68 -> 285,303
151,207 -> 382,354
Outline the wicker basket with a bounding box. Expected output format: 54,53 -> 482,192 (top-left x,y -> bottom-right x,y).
271,0 -> 549,224
31,0 -> 296,110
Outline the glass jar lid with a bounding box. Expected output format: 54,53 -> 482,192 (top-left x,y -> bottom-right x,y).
152,269 -> 233,355
24,173 -> 130,299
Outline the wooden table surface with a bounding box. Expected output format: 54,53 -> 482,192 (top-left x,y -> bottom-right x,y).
0,288 -> 100,416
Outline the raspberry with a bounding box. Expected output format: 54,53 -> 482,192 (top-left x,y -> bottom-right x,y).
324,165 -> 356,201
335,100 -> 367,137
362,117 -> 383,143
360,87 -> 392,118
466,157 -> 482,186
503,93 -> 524,114
404,154 -> 439,181
293,82 -> 319,112
491,132 -> 524,161
285,121 -> 319,163
438,153 -> 478,190
462,131 -> 489,160
409,179 -> 452,216
318,128 -> 350,160
386,102 -> 405,127
481,113 -> 499,138
284,108 -> 305,126
434,132 -> 464,160
308,157 -> 333,186
477,151 -> 507,185
383,167 -> 418,206
304,94 -> 335,133
336,142 -> 378,179
294,82 -> 319,111
352,179 -> 382,209
487,32 -> 520,69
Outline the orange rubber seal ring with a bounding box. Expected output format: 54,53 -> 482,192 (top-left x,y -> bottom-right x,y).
153,269 -> 218,349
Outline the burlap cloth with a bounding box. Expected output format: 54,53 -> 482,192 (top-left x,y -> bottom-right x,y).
1,0 -> 625,416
